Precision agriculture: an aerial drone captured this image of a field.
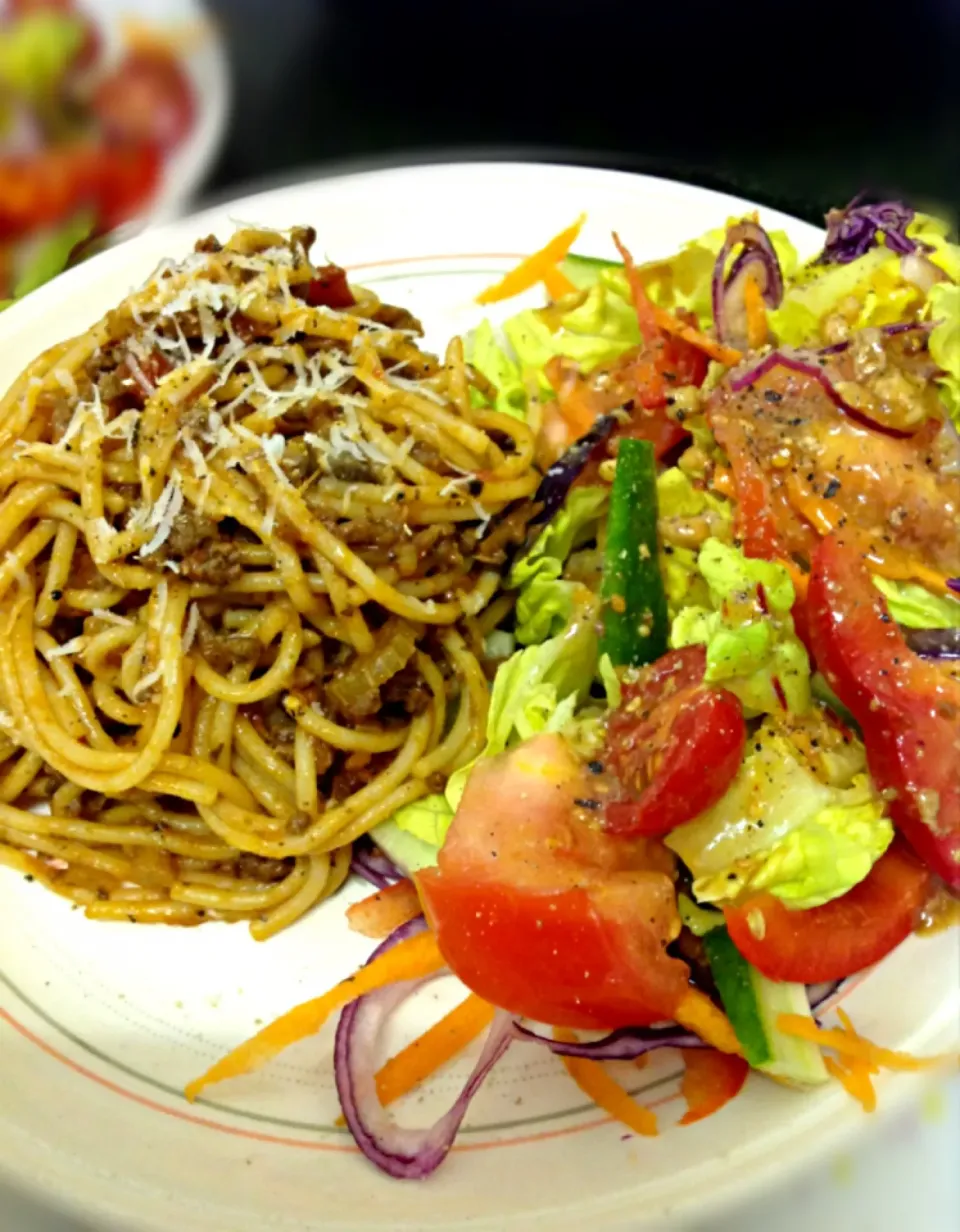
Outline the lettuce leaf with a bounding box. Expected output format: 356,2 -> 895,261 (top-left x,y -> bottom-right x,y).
445,616 -> 598,811
466,319 -> 527,418
670,539 -> 811,716
656,469 -> 732,618
872,575 -> 960,628
0,11 -> 84,103
927,282 -> 960,425
10,211 -> 94,301
666,723 -> 893,910
387,794 -> 453,848
501,287 -> 638,395
769,211 -> 960,352
508,486 -> 607,644
768,248 -> 905,346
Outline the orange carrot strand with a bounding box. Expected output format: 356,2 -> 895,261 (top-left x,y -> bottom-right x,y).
554,1028 -> 658,1137
375,995 -> 496,1107
542,264 -> 578,301
185,929 -> 445,1102
476,216 -> 586,304
679,1049 -> 749,1126
743,272 -> 768,350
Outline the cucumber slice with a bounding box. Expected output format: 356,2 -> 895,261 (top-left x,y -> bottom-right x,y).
561,252 -> 624,289
705,925 -> 829,1086
369,819 -> 439,876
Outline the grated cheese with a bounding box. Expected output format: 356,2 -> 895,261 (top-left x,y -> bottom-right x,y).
139,478 -> 184,557
91,609 -> 133,627
42,636 -> 86,661
182,603 -> 200,654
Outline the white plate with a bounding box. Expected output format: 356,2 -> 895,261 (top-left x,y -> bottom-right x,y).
77,0 -> 230,221
0,161 -> 956,1232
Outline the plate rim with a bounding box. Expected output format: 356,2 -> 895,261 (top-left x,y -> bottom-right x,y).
0,158 -> 955,1232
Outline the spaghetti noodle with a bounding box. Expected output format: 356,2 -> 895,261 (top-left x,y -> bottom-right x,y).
0,226 -> 539,937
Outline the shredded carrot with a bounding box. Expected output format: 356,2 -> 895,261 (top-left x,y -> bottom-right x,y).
476,216 -> 586,305
335,993 -> 496,1123
711,465 -> 737,499
679,1049 -> 749,1126
653,306 -> 743,366
825,1055 -> 877,1113
673,989 -> 743,1057
611,232 -> 661,345
374,994 -> 495,1107
777,1011 -> 953,1074
184,929 -> 445,1102
554,1028 -> 658,1137
542,264 -> 578,301
743,272 -> 768,350
345,879 -> 423,939
779,557 -> 810,603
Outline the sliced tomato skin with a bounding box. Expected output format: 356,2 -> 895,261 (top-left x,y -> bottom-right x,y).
92,51 -> 195,151
0,143 -> 160,240
604,646 -> 745,837
306,264 -> 355,309
724,842 -> 932,982
808,535 -> 960,888
417,871 -> 689,1029
416,733 -> 689,1030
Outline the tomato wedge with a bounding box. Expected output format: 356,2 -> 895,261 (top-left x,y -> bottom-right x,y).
808,535 -> 960,888
0,143 -> 160,240
604,646 -> 745,837
92,50 -> 195,151
724,842 -> 931,982
306,264 -> 355,309
416,733 -> 690,1029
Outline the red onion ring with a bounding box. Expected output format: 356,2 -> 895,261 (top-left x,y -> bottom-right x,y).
711,221 -> 785,347
729,349 -> 914,439
511,1021 -> 706,1059
334,917 -> 514,1180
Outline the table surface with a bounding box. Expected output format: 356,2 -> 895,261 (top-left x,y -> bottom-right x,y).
4,1080 -> 958,1230
201,0 -> 960,223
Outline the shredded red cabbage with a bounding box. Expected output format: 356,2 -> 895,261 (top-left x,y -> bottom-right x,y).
730,349 -> 913,439
949,578 -> 960,597
815,198 -> 921,265
529,413 -> 617,529
349,840 -> 403,890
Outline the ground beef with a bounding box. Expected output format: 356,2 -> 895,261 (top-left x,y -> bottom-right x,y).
235,853 -> 293,881
328,453 -> 375,483
195,618 -> 260,673
279,439 -> 316,485
164,510 -> 218,558
179,540 -> 245,586
380,663 -> 431,715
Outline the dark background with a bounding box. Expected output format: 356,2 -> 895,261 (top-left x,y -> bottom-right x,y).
203,0 -> 960,225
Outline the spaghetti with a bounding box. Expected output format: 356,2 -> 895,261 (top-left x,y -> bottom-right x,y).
0,226 -> 539,937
